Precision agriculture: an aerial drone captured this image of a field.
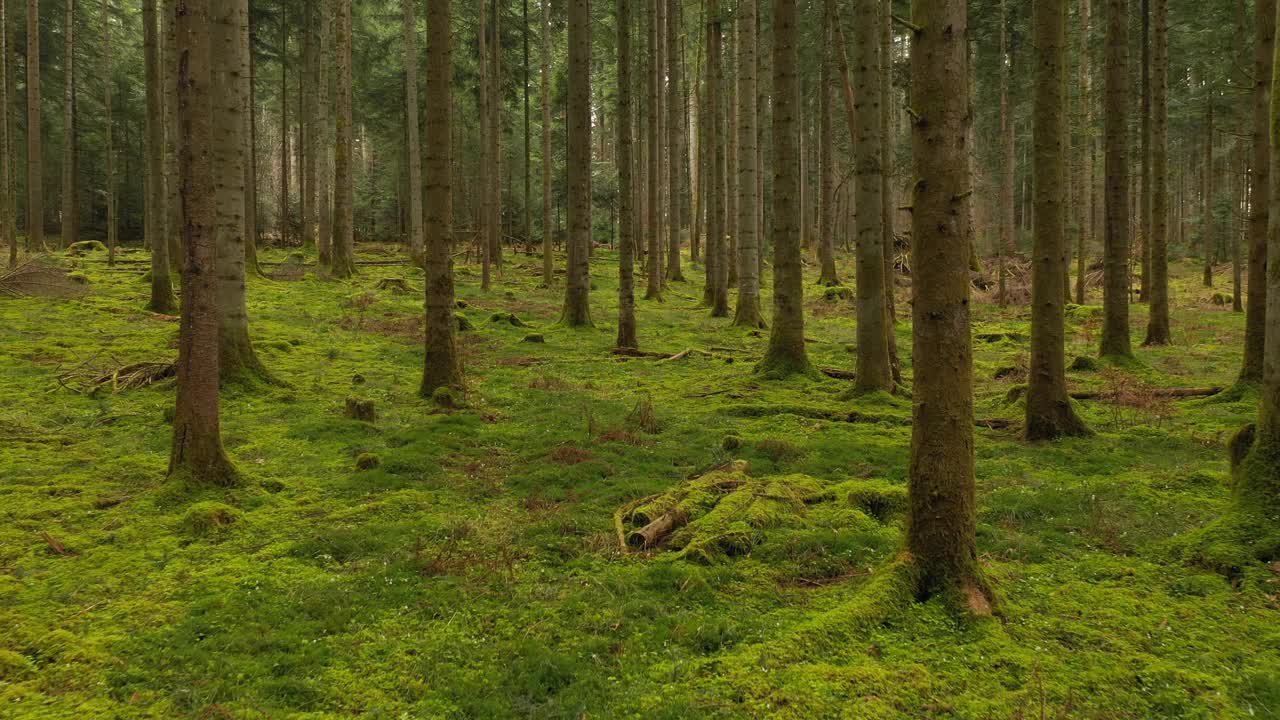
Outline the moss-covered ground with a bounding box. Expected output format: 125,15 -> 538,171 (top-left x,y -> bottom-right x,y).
2,245 -> 1278,718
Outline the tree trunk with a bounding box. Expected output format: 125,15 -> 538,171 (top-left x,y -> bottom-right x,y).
881,0 -> 900,384
907,0 -> 992,613
560,0 -> 592,326
316,0 -> 332,266
616,0 -> 638,348
164,0 -> 182,271
665,0 -> 685,283
404,0 -> 424,261
171,0 -> 236,486
1076,0 -> 1092,304
2,0 -> 12,268
60,0 -> 77,251
756,0 -> 811,378
817,0 -> 838,286
645,0 -> 662,301
540,0 -> 553,286
213,0 -> 266,384
479,0 -> 492,290
143,0 -> 175,313
279,11 -> 291,249
330,0 -> 356,277
1143,0 -> 1170,346
421,0 -> 462,394
300,0 -> 315,252
705,0 -> 729,316
853,0 -> 891,392
25,0 -> 40,252
488,0 -> 502,275
1099,0 -> 1132,359
1027,0 -> 1091,441
998,0 -> 1012,307
1203,91 -> 1214,288
1242,0 -> 1273,382
732,0 -> 764,327
243,7 -> 260,275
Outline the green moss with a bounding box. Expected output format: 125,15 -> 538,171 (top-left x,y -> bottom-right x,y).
179,501 -> 242,536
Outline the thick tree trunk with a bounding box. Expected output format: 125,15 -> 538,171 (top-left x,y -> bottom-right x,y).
25,0 -> 41,252
330,0 -> 356,277
732,0 -> 764,327
421,0 -> 462,394
143,0 -> 175,313
1242,0 -> 1274,382
560,0 -> 592,326
404,0 -> 424,261
212,0 -> 267,384
1143,0 -> 1171,346
616,0 -> 638,349
1027,0 -> 1091,441
907,0 -> 992,612
853,0 -> 892,393
1099,0 -> 1133,359
756,0 -> 811,378
665,0 -> 685,283
817,0 -> 839,287
170,0 -> 236,486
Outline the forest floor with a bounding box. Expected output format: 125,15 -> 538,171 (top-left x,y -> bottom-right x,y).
2,242 -> 1278,719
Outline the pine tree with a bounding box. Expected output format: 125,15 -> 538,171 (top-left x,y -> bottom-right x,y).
616,0 -> 638,349
330,0 -> 356,277
1143,0 -> 1171,346
731,0 -> 764,328
560,0 -> 592,326
25,0 -> 41,252
143,0 -> 175,313
1099,0 -> 1133,359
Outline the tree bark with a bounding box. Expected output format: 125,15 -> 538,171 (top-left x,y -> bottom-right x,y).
279,9 -> 291,248
704,0 -> 729,316
170,0 -> 236,486
1143,0 -> 1171,345
143,0 -> 175,313
421,0 -> 462,394
25,0 -> 40,252
817,0 -> 839,287
2,0 -> 12,268
756,0 -> 811,378
1027,0 -> 1092,441
330,0 -> 356,277
242,5 -> 259,275
316,0 -> 332,266
1076,0 -> 1092,304
1242,0 -> 1274,382
1203,91 -> 1215,289
732,0 -> 764,327
665,0 -> 685,283
488,0 -> 503,275
907,0 -> 992,612
61,0 -> 77,251
404,0 -> 424,261
1099,0 -> 1133,359
617,0 -> 638,348
853,0 -> 892,392
645,0 -> 663,301
540,0 -> 553,286
997,0 -> 1013,307
560,0 -> 592,326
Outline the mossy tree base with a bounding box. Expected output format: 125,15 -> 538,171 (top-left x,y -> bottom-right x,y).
1025,401 -> 1093,442
1179,432 -> 1280,578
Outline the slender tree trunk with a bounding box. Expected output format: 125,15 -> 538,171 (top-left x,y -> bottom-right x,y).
757,0 -> 811,377
560,0 -> 592,326
479,0 -> 492,289
1099,0 -> 1132,359
316,0 -> 332,266
997,0 -> 1012,306
1138,0 -> 1151,302
143,0 -> 175,313
1027,0 -> 1091,440
665,0 -> 685,282
489,0 -> 502,275
732,0 -> 764,327
1203,92 -> 1214,288
907,0 -> 992,613
881,0 -> 900,383
243,9 -> 260,275
171,0 -> 236,486
523,0 -> 531,257
164,0 -> 182,270
617,0 -> 638,348
1242,0 -> 1274,382
2,0 -> 12,268
645,0 -> 662,301
540,0 -> 553,286
213,0 -> 266,384
25,0 -> 40,252
421,0 -> 462,394
60,0 -> 78,251
853,0 -> 891,392
330,0 -> 356,276
817,0 -> 839,286
1143,0 -> 1171,345
279,12 -> 291,248
1076,0 -> 1092,304
404,0 -> 424,262
300,0 -> 315,251
705,0 -> 729,316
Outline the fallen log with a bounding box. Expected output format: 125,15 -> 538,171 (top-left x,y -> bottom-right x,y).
627,510 -> 689,549
1069,386 -> 1223,401
821,367 -> 857,380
